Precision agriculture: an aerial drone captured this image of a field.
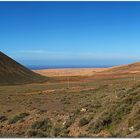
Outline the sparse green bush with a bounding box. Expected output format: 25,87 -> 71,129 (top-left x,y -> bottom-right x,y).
62,100 -> 70,105
111,104 -> 130,123
64,119 -> 73,128
60,97 -> 70,105
88,111 -> 112,133
8,113 -> 29,124
26,130 -> 47,137
128,109 -> 140,131
31,118 -> 53,137
0,115 -> 7,122
31,118 -> 52,131
53,127 -> 61,137
64,110 -> 79,128
52,124 -> 69,137
84,101 -> 101,112
61,129 -> 70,137
78,134 -> 89,137
79,117 -> 90,127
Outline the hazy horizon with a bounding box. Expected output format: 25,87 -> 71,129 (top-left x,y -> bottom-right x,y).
1,2 -> 140,68
28,64 -> 115,70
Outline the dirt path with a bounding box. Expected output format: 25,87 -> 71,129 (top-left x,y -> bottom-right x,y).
23,86 -> 96,95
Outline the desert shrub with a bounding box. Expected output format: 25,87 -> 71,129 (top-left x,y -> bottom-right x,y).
121,88 -> 126,91
114,104 -> 131,121
7,109 -> 12,112
127,88 -> 134,94
60,97 -> 70,105
64,110 -> 79,128
62,100 -> 70,105
84,101 -> 101,112
87,87 -> 140,134
31,119 -> 69,137
31,118 -> 52,132
26,130 -> 47,137
126,84 -> 140,95
53,127 -> 61,137
8,113 -> 29,124
110,93 -> 139,123
78,134 -> 89,137
134,122 -> 140,131
64,121 -> 71,128
114,91 -> 139,121
123,92 -> 139,106
88,111 -> 112,133
131,93 -> 140,105
52,125 -> 70,137
61,129 -> 70,137
79,117 -> 90,127
37,109 -> 47,114
128,109 -> 140,131
0,115 -> 7,122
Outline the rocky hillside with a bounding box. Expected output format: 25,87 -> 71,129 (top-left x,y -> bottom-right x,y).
0,51 -> 47,85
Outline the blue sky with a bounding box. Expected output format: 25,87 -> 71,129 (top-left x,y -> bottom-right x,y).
1,2 -> 140,68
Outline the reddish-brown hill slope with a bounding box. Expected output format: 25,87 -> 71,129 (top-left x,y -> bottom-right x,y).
97,62 -> 140,75
0,51 -> 47,85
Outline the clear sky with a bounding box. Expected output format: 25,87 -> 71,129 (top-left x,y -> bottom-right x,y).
1,2 -> 140,68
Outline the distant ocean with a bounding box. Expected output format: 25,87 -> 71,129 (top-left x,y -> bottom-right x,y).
28,65 -> 115,70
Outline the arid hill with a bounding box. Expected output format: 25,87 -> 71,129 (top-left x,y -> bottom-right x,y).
90,62 -> 140,79
0,52 -> 140,137
0,51 -> 46,85
103,62 -> 140,74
